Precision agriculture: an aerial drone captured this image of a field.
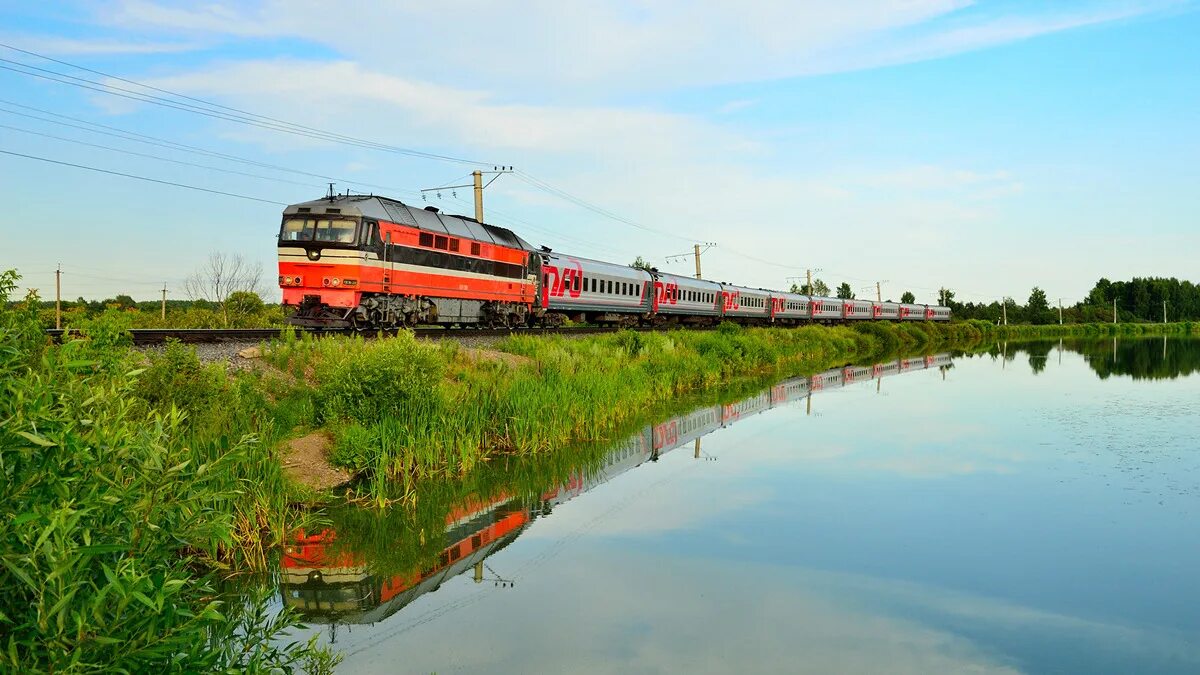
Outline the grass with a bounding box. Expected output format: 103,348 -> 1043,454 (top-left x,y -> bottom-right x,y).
0,273 -> 337,673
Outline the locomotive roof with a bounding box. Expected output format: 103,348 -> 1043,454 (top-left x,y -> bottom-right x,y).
284,195 -> 534,251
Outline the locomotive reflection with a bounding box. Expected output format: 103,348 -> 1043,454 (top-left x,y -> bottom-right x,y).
280,353 -> 953,624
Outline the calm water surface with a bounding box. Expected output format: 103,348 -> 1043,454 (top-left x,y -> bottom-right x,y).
276,337 -> 1200,674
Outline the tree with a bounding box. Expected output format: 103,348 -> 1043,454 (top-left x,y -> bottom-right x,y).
835,282 -> 855,299
184,252 -> 263,327
811,278 -> 831,297
900,291 -> 916,304
938,287 -> 956,306
1027,286 -> 1051,324
629,256 -> 654,272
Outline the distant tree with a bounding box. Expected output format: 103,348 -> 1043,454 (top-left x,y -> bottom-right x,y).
900,291 -> 916,304
835,282 -> 855,300
789,283 -> 804,294
938,287 -> 955,306
226,290 -> 265,316
629,256 -> 654,272
108,294 -> 136,310
1027,287 -> 1051,324
811,278 -> 831,297
184,252 -> 263,327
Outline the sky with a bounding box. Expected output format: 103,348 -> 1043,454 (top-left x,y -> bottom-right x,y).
0,0 -> 1197,303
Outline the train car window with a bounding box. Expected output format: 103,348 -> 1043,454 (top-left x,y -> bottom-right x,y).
607,280 -> 613,294
573,275 -> 581,292
419,232 -> 434,247
449,238 -> 460,252
434,235 -> 448,250
471,242 -> 481,255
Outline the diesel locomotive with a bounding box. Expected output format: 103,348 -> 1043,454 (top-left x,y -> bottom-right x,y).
277,193 -> 951,328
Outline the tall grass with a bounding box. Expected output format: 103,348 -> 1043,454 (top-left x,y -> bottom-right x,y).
0,272 -> 336,672
264,322 -> 974,495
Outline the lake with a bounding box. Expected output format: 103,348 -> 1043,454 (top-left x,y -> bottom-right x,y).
272,337 -> 1200,674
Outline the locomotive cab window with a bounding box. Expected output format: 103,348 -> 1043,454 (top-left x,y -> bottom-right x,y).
281,217 -> 357,244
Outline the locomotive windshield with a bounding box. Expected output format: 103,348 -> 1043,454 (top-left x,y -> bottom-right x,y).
280,217 -> 358,244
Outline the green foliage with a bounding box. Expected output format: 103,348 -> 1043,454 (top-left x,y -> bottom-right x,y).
836,282 -> 855,299
315,331 -> 447,424
135,340 -> 223,416
0,269 -> 333,672
629,256 -> 654,271
900,291 -> 916,304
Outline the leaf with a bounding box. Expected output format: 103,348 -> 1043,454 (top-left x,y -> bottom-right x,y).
15,430 -> 54,447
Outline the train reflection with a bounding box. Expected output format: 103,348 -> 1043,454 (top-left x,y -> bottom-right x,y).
280,352 -> 953,624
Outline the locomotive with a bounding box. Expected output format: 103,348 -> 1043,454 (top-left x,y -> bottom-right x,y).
277,194 -> 951,328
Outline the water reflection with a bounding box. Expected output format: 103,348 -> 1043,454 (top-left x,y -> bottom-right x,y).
981,335 -> 1200,379
280,353 -> 954,626
273,338 -> 1200,673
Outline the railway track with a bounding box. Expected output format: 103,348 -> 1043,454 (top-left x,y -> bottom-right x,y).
44,325 -> 627,346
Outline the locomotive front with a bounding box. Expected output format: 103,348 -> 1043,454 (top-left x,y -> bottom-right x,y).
276,200 -> 373,326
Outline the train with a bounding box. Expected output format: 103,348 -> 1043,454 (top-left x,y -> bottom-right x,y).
279,352 -> 954,624
276,194 -> 952,329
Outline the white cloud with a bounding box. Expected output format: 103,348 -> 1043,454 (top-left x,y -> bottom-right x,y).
103,0 -> 1179,92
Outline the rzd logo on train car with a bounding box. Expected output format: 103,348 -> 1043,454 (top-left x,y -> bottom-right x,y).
722,290 -> 740,311
541,260 -> 583,307
771,297 -> 786,315
653,420 -> 678,450
654,281 -> 680,305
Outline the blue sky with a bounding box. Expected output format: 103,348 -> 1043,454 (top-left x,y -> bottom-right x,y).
0,1 -> 1197,303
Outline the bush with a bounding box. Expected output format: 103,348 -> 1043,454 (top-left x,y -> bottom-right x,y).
315,331 -> 447,424
135,339 -> 223,416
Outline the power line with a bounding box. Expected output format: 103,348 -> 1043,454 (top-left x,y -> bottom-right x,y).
0,45 -> 496,166
0,148 -> 287,205
0,100 -> 417,196
0,122 -> 324,189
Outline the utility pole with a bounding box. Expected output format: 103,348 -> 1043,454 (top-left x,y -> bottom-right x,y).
807,269 -> 813,295
1002,299 -> 1007,326
54,264 -> 61,330
1113,298 -> 1117,324
473,170 -> 484,223
161,284 -> 168,321
1163,300 -> 1167,324
665,243 -> 716,279
876,281 -> 882,303
1058,298 -> 1063,325
694,438 -> 701,459
421,166 -> 513,224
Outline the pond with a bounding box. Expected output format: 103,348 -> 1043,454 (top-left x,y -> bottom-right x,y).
272,337 -> 1200,673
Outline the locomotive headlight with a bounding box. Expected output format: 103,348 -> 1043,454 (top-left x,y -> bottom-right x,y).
331,278 -> 341,287
322,277 -> 331,287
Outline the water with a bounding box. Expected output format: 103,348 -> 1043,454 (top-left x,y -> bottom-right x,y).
274,337 -> 1200,674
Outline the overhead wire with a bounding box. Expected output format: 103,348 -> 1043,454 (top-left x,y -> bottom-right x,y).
1,44 -> 998,300
0,122 -> 325,189
0,45 -> 496,166
0,148 -> 288,205
0,100 -> 419,196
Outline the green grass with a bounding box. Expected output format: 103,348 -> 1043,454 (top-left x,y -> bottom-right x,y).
0,272 -> 337,673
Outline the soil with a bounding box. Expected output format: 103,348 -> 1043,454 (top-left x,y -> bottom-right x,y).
281,431 -> 353,491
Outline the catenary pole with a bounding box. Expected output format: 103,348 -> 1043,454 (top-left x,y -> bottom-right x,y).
161,284 -> 167,320
55,263 -> 61,330
473,170 -> 484,223
694,244 -> 702,279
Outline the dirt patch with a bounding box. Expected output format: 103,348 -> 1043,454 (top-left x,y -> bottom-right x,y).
282,431 -> 353,491
459,347 -> 532,369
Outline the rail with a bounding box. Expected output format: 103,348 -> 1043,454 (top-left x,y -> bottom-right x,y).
44,325 -> 626,346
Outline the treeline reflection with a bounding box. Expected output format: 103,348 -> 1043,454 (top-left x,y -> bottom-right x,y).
277,353 -> 954,628
968,336 -> 1200,380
